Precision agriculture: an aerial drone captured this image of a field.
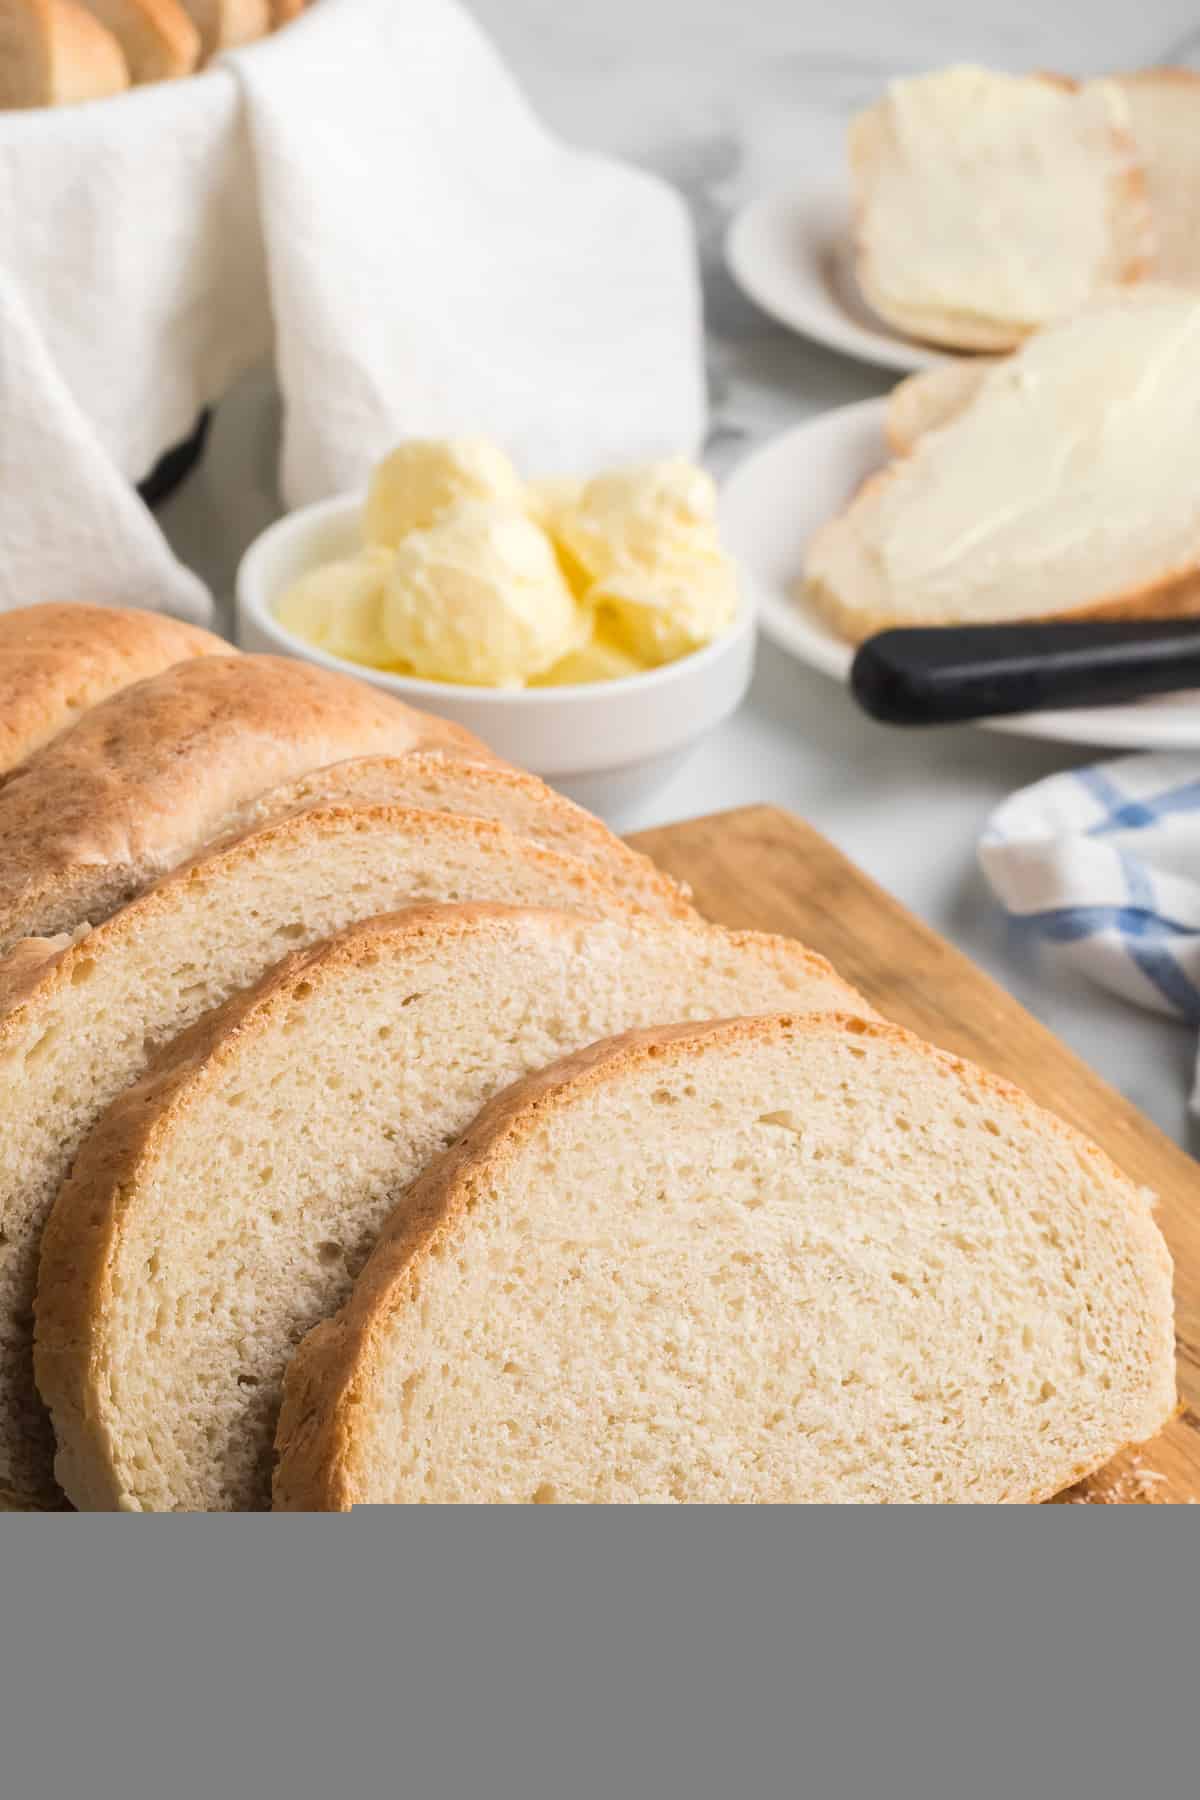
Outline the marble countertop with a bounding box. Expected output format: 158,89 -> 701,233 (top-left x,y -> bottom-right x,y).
159,0 -> 1200,1148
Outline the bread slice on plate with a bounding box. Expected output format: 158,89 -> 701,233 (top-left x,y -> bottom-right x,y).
243,753 -> 694,921
79,0 -> 198,81
807,288 -> 1200,641
36,906 -> 865,1511
0,603 -> 225,776
850,67 -> 1153,351
1115,70 -> 1200,290
0,654 -> 492,954
0,804 -> 651,1509
275,1013 -> 1175,1507
177,0 -> 267,57
0,0 -> 130,106
884,360 -> 994,456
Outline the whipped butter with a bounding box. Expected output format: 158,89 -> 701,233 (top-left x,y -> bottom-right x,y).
276,439 -> 739,687
382,503 -> 583,687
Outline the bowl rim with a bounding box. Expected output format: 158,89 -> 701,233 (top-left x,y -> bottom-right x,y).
236,489 -> 757,707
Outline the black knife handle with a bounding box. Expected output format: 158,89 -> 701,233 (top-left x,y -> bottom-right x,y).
850,619 -> 1200,726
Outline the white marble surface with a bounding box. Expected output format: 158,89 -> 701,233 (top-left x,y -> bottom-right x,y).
158,0 -> 1200,1147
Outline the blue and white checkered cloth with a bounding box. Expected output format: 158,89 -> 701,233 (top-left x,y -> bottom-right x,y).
981,755 -> 1200,1107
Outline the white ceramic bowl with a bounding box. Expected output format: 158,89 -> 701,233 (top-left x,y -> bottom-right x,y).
236,494 -> 756,822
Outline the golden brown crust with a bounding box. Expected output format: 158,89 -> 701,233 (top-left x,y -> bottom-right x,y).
34,907 -> 868,1508
0,801 -> 636,1051
273,1011 -> 1175,1510
0,932 -> 77,1016
0,603 -> 224,776
1117,66 -> 1200,90
247,753 -> 697,922
0,655 -> 495,951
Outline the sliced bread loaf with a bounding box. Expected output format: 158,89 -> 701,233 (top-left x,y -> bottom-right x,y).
36,907 -> 865,1511
0,603 -> 225,776
0,804 -> 644,1508
807,289 -> 1200,641
1116,71 -> 1200,290
0,654 -> 492,953
275,1014 -> 1176,1507
243,753 -> 694,920
0,0 -> 129,106
79,0 -> 198,80
850,68 -> 1152,351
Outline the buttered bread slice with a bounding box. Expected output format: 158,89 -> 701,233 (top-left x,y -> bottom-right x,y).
883,360 -> 993,457
0,804 -> 645,1509
807,289 -> 1200,640
850,67 -> 1152,351
0,655 -> 491,954
1117,71 -> 1200,291
276,1015 -> 1175,1508
36,907 -> 864,1511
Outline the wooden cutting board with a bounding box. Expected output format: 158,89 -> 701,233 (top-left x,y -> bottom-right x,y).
631,805 -> 1200,1504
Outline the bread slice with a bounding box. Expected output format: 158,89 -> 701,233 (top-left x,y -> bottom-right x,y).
884,360 -> 993,456
0,603 -> 225,776
0,654 -> 493,954
79,0 -> 198,81
0,804 -> 648,1509
177,0 -> 266,57
36,907 -> 866,1511
275,1013 -> 1175,1507
0,0 -> 129,106
850,68 -> 1153,351
1116,71 -> 1200,290
242,754 -> 694,921
807,288 -> 1200,641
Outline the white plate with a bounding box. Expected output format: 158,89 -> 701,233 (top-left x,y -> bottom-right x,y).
718,399 -> 1200,751
725,185 -> 953,374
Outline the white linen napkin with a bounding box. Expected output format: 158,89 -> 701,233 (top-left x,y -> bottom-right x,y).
228,0 -> 705,507
0,0 -> 704,625
0,270 -> 213,624
981,755 -> 1200,1107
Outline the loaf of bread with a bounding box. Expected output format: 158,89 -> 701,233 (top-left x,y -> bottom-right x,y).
0,0 -> 129,106
79,0 -> 198,80
0,603 -> 225,776
240,753 -> 694,920
1116,70 -> 1200,291
850,67 -> 1153,351
0,803 -> 649,1508
807,289 -> 1200,640
177,0 -> 267,57
0,654 -> 492,953
36,906 -> 866,1510
275,1013 -> 1175,1507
